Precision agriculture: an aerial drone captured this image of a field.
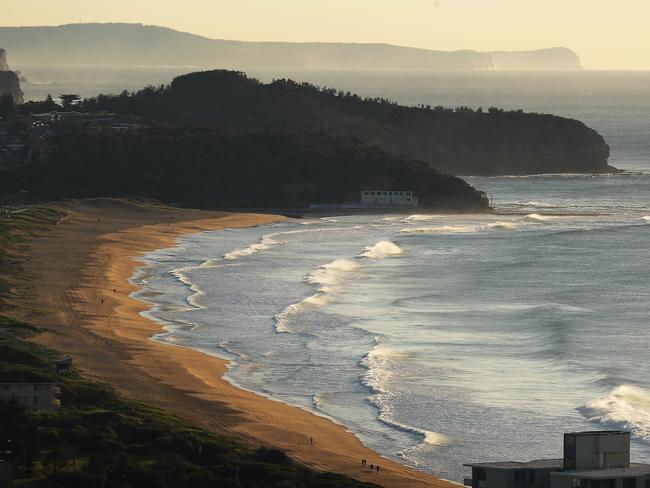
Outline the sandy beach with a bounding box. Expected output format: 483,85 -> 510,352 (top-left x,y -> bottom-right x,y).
10,199 -> 455,488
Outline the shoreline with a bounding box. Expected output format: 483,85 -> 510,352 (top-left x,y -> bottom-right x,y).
12,199 -> 455,488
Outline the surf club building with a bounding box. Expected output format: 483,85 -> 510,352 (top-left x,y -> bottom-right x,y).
465,431 -> 650,488
360,190 -> 418,207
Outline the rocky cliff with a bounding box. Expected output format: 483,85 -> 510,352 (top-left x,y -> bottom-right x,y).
0,49 -> 23,103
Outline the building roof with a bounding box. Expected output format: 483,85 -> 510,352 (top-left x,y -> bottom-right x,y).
464,459 -> 563,470
552,463 -> 650,479
564,430 -> 629,436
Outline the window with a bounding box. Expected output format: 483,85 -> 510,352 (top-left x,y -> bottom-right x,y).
623,479 -> 636,488
514,470 -> 525,483
476,468 -> 486,481
572,479 -> 581,488
528,470 -> 536,483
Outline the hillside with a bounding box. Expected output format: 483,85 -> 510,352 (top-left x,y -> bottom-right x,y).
0,23 -> 583,71
4,128 -> 489,210
79,70 -> 613,175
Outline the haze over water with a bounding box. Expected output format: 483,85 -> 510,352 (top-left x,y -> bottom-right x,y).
68,68 -> 650,482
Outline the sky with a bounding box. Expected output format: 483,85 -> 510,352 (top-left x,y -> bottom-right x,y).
2,0 -> 649,69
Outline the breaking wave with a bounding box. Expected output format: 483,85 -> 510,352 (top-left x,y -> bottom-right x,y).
404,214 -> 438,222
642,216 -> 650,223
361,344 -> 451,461
169,267 -> 206,310
513,200 -> 561,208
579,384 -> 650,442
401,225 -> 481,234
274,258 -> 361,332
525,213 -> 553,223
223,234 -> 284,260
274,240 -> 402,332
360,241 -> 404,259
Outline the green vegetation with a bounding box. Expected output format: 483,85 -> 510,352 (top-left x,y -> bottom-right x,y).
76,70 -> 613,175
0,207 -> 377,487
6,128 -> 487,210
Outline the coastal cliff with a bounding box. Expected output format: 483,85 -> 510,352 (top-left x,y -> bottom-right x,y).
0,49 -> 24,103
82,70 -> 612,175
0,23 -> 583,71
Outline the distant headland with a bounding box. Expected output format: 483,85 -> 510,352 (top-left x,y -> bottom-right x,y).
0,23 -> 583,71
0,48 -> 24,103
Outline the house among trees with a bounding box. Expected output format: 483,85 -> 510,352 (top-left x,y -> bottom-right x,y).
0,382 -> 60,410
465,431 -> 650,488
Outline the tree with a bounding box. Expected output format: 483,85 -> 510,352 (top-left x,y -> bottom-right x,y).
0,92 -> 15,117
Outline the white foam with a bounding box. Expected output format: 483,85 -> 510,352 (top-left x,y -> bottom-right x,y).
274,258 -> 361,333
525,213 -> 552,223
360,241 -> 404,259
362,345 -> 451,454
580,384 -> 650,441
401,225 -> 481,234
404,214 -> 438,222
169,267 -> 206,310
223,234 -> 283,260
514,200 -> 560,208
308,258 -> 361,288
486,221 -> 518,230
642,216 -> 650,223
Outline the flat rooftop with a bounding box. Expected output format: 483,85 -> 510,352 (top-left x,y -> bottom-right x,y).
464,459 -> 563,470
553,464 -> 650,479
565,430 -> 629,436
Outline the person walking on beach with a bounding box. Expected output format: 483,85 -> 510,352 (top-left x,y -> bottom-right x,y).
310,436 -> 313,446
376,465 -> 380,473
370,464 -> 374,472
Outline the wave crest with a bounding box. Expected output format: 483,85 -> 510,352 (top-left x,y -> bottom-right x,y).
525,213 -> 552,223
360,241 -> 403,259
223,234 -> 283,260
401,222 -> 517,234
579,384 -> 650,441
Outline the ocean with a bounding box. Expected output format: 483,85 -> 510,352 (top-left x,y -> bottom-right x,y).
20,66 -> 650,482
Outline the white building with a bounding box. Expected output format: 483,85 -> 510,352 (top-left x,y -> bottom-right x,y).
465,431 -> 650,488
360,190 -> 418,207
0,382 -> 60,410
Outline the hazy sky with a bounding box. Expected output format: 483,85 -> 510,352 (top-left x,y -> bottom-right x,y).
2,0 -> 649,69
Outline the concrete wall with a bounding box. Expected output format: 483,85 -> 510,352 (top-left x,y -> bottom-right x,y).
550,474 -> 645,488
567,433 -> 630,470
